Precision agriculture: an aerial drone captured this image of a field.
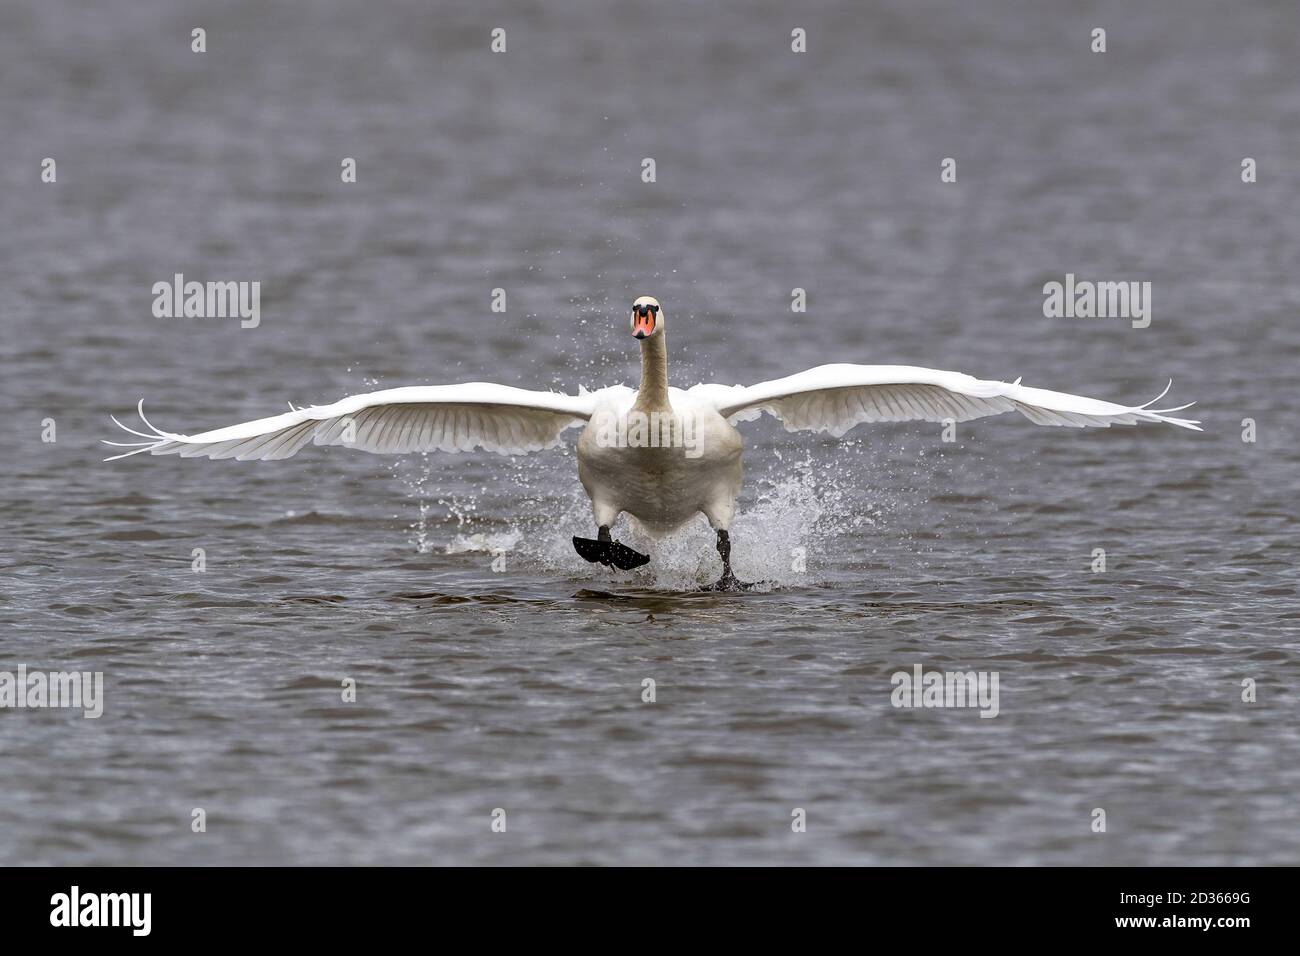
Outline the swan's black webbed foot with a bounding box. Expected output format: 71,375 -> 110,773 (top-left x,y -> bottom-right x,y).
605,539 -> 650,570
573,526 -> 650,571
701,571 -> 755,592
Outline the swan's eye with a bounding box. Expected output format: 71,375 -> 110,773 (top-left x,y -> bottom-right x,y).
647,305 -> 659,315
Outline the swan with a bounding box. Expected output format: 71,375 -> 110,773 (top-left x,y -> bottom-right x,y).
106,295 -> 1199,590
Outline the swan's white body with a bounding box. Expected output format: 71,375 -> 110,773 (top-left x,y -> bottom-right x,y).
106,297 -> 1198,580
577,386 -> 743,536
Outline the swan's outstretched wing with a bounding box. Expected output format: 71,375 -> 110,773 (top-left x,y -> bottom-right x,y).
698,364 -> 1200,434
104,383 -> 597,461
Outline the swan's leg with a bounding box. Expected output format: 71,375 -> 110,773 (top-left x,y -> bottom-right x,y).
701,521 -> 753,592
709,529 -> 745,591
717,530 -> 733,575
700,453 -> 748,591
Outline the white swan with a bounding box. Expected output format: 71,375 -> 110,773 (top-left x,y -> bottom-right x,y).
106,295 -> 1199,589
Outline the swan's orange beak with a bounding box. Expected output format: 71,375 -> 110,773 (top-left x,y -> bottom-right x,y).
632,309 -> 656,338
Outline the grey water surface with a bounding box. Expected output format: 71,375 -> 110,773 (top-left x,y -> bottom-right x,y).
2,0 -> 1298,865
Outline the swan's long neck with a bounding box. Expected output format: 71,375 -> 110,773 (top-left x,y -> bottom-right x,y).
633,333 -> 670,413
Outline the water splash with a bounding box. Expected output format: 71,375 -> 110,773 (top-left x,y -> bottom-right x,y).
445,528 -> 523,557
388,440 -> 904,591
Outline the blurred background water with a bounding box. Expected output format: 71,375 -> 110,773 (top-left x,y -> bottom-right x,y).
1,0 -> 1297,865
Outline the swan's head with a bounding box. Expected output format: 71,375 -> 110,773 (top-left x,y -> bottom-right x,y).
630,295 -> 663,340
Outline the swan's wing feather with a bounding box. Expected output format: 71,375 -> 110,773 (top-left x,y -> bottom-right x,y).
105,384 -> 596,461
703,364 -> 1200,434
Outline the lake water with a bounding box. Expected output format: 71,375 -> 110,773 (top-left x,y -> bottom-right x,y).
1,0 -> 1297,865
